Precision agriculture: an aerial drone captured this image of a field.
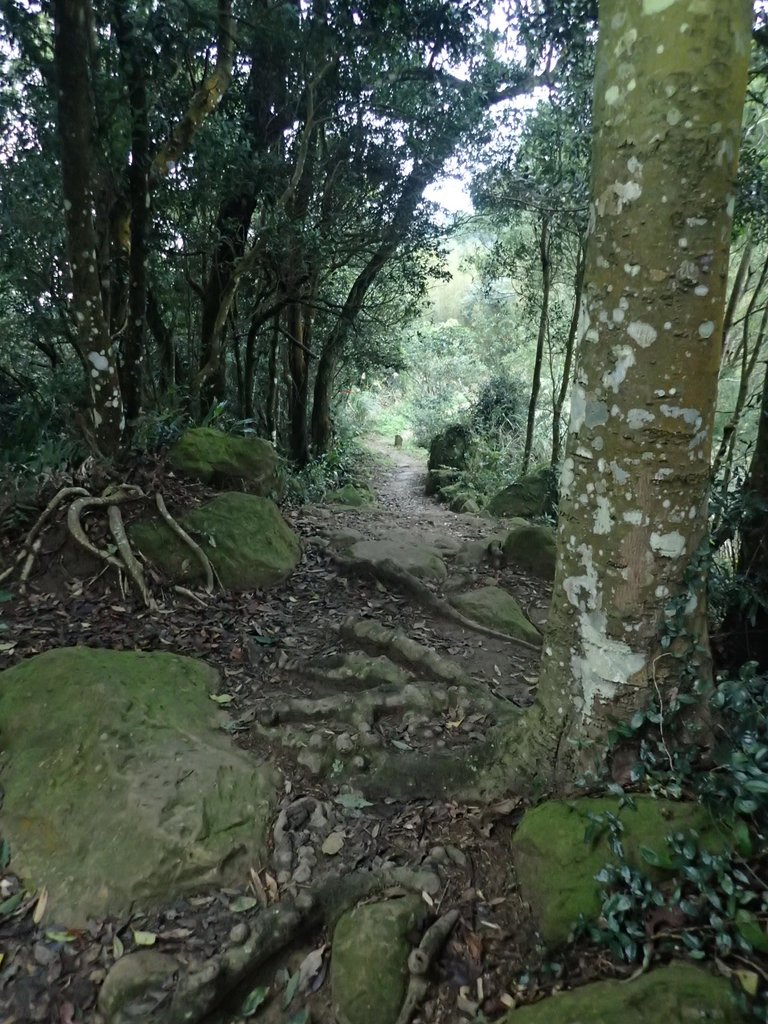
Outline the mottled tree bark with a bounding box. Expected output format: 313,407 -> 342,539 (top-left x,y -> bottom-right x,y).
509,0 -> 752,788
53,0 -> 125,453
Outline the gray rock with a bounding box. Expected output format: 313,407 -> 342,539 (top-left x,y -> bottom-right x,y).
98,951 -> 179,1024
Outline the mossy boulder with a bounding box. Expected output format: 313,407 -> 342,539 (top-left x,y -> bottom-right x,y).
505,963 -> 741,1023
332,895 -> 426,1024
449,491 -> 480,514
489,466 -> 558,519
350,538 -> 448,583
450,586 -> 540,644
512,796 -> 731,944
503,523 -> 556,579
169,427 -> 280,494
0,648 -> 279,925
130,492 -> 300,591
98,951 -> 180,1024
329,483 -> 375,507
426,424 -> 471,496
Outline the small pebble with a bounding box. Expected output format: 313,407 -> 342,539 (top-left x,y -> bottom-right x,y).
335,732 -> 354,753
292,862 -> 313,884
228,923 -> 249,946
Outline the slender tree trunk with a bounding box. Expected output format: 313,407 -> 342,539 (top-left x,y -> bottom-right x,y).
266,315 -> 280,444
712,252 -> 768,480
505,0 -> 752,791
286,303 -> 310,465
114,2 -> 150,428
551,243 -> 585,466
53,0 -> 124,454
523,216 -> 551,473
722,355 -> 768,669
147,288 -> 177,391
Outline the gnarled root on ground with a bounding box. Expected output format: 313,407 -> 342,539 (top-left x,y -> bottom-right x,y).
160,867 -> 442,1024
329,552 -> 542,652
1,483 -> 215,608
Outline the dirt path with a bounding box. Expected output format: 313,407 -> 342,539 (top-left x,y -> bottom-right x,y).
0,440 -> 552,1024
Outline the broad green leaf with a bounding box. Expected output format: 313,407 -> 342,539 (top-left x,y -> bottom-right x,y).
283,970 -> 301,1009
242,986 -> 269,1017
333,793 -> 372,810
133,930 -> 156,946
230,895 -> 259,913
0,892 -> 23,918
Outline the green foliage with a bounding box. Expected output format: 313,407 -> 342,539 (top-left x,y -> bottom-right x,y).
283,430 -> 370,505
578,664 -> 768,1018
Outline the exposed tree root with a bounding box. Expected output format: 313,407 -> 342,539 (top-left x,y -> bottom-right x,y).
257,680 -> 453,728
341,616 -> 469,684
330,552 -> 542,652
0,486 -> 89,586
155,491 -> 215,592
150,867 -> 442,1024
107,504 -> 155,609
396,909 -> 461,1024
2,482 -> 216,608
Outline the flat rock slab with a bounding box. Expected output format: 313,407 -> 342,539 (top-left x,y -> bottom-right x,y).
332,895 -> 426,1024
169,427 -> 280,494
450,586 -> 540,644
131,492 -> 300,591
504,963 -> 742,1022
512,796 -> 731,944
0,648 -> 280,925
350,539 -> 448,582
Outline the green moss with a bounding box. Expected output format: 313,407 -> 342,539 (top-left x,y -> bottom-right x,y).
512,796 -> 732,944
0,648 -> 279,925
169,427 -> 280,494
331,896 -> 426,1024
130,492 -> 300,591
503,524 -> 556,579
488,466 -> 557,519
450,586 -> 541,644
505,963 -> 742,1023
329,483 -> 375,507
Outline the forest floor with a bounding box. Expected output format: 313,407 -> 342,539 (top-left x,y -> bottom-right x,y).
0,435 -> 608,1024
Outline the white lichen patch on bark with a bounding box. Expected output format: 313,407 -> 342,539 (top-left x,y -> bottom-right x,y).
88,351 -> 110,371
650,530 -> 686,558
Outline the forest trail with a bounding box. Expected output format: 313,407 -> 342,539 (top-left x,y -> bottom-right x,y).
0,438 -> 552,1024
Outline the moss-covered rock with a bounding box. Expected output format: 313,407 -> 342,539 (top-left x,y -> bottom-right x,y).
350,538 -> 448,583
98,951 -> 180,1024
505,963 -> 741,1023
130,492 -> 300,591
0,648 -> 279,925
169,427 -> 280,494
449,492 -> 480,514
503,524 -> 556,579
489,466 -> 558,519
450,586 -> 541,644
512,796 -> 731,944
329,483 -> 375,507
332,895 -> 426,1024
426,424 -> 471,496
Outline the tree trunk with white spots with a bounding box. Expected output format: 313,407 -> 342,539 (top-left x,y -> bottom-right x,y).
53,0 -> 125,454
505,0 -> 753,789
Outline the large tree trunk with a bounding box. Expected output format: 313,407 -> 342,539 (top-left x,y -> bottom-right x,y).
509,0 -> 752,790
53,0 -> 125,454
